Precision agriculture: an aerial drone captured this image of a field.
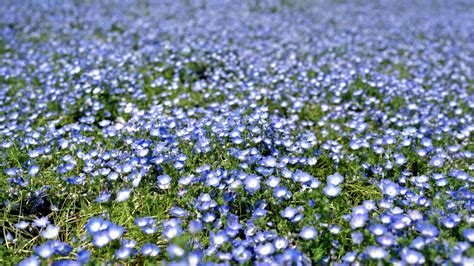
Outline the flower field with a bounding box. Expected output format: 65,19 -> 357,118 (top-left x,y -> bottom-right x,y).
1,0 -> 473,265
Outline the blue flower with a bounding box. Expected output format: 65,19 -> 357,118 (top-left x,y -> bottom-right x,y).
299,226 -> 317,240
34,243 -> 55,259
376,234 -> 397,247
463,228 -> 474,242
369,224 -> 386,236
327,173 -> 344,185
273,186 -> 290,199
121,239 -> 137,248
415,222 -> 439,238
342,251 -> 357,263
85,217 -> 106,235
329,225 -> 341,234
244,175 -> 261,193
351,231 -> 364,245
32,217 -> 50,228
260,156 -> 277,168
210,231 -> 228,247
188,220 -> 203,234
393,153 -> 407,165
28,165 -> 40,177
134,217 -> 157,234
365,245 -> 387,260
323,184 -> 341,197
187,251 -> 203,265
255,242 -> 275,257
52,260 -> 81,266
77,249 -> 91,264
15,221 -> 30,230
41,225 -> 60,239
163,223 -> 183,241
92,230 -> 110,247
18,256 -> 41,266
401,248 -> 425,264
410,236 -> 426,250
293,170 -> 312,183
273,237 -> 288,250
233,246 -> 251,263
157,174 -> 172,189
141,243 -> 160,257
281,206 -> 298,220
167,244 -> 185,259
380,179 -> 400,198
350,213 -> 368,229
115,188 -> 132,202
429,155 -> 444,167
107,224 -> 124,240
265,176 -> 280,188
114,247 -> 136,260
94,192 -> 111,203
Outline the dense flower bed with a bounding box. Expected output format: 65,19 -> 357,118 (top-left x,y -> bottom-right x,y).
1,0 -> 473,265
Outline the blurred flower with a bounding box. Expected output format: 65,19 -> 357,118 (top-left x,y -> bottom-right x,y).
41,225 -> 60,239
300,226 -> 317,240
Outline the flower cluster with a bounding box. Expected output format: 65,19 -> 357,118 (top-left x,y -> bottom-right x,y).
1,0 -> 473,265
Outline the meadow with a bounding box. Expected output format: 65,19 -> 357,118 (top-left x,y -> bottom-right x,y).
0,0 -> 473,265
